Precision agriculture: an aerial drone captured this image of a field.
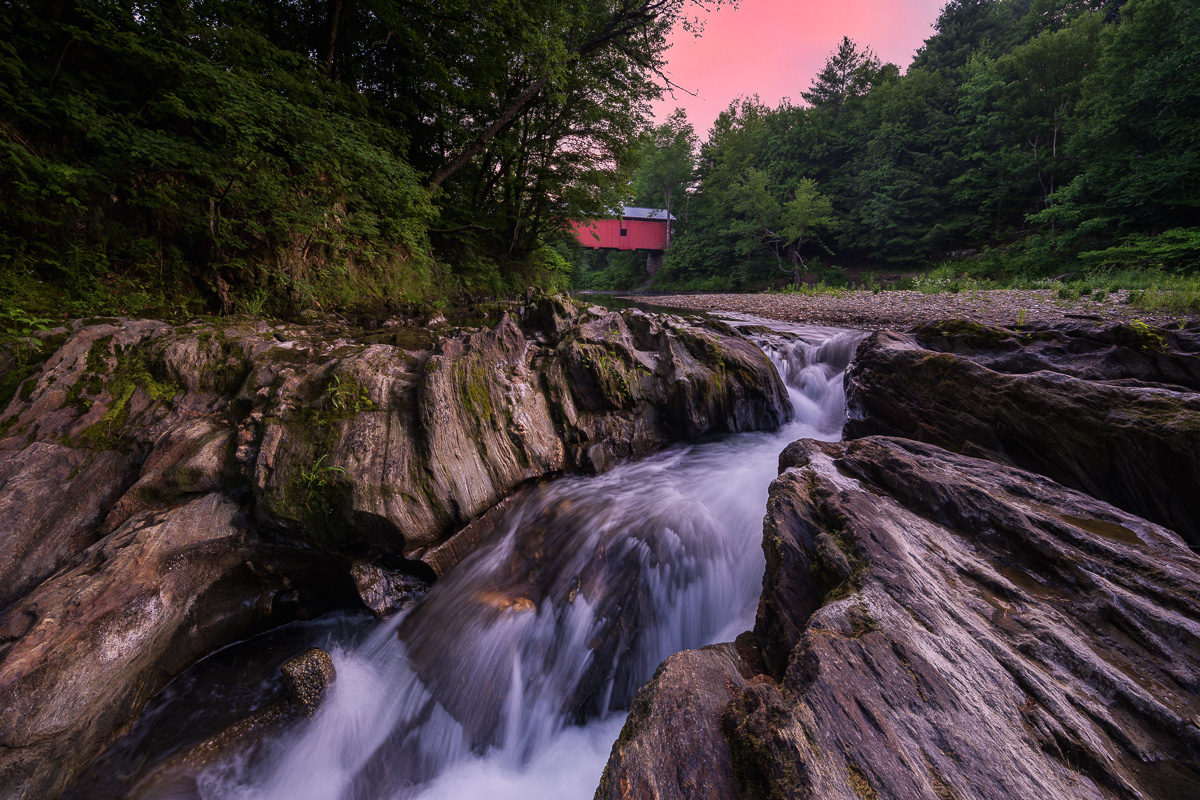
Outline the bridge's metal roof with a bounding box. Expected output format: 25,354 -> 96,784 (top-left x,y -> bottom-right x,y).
620,206 -> 676,221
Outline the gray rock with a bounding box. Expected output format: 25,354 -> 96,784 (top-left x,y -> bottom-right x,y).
350,560 -> 431,617
0,442 -> 133,607
844,320 -> 1200,545
596,643 -> 754,800
280,647 -> 337,717
121,647 -> 338,800
598,436 -> 1200,800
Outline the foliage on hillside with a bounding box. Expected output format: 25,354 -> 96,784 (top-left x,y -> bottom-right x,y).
573,0 -> 1200,292
0,0 -> 731,319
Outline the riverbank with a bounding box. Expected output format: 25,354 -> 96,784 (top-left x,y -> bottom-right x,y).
629,289 -> 1200,330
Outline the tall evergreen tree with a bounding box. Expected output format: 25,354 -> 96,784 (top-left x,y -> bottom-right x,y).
802,36 -> 886,115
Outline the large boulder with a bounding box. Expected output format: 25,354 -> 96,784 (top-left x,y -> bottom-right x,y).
844,320 -> 1200,545
598,436 -> 1200,800
596,641 -> 758,800
66,647 -> 340,800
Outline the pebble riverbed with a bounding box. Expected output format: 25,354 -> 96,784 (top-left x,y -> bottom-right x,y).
628,289 -> 1198,330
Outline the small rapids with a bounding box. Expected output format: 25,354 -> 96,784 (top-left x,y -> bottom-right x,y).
194,321 -> 864,800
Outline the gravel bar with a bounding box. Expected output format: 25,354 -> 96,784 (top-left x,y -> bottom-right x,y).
628,289 -> 1197,331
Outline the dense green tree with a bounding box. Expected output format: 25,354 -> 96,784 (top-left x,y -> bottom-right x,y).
779,178 -> 836,283
646,0 -> 1200,291
0,0 -> 736,313
1052,0 -> 1200,236
849,67 -> 964,261
956,12 -> 1103,238
632,108 -> 698,248
801,36 -> 890,115
660,96 -> 773,288
912,0 -> 1029,79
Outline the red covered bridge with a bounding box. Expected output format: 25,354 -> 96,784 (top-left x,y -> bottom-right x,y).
570,206 -> 676,252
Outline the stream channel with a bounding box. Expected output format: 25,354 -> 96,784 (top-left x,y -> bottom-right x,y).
77,315 -> 866,800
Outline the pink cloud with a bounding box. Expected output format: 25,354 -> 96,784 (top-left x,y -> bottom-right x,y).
653,0 -> 947,137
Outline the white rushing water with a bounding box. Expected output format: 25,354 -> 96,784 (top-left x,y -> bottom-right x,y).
201,320 -> 864,800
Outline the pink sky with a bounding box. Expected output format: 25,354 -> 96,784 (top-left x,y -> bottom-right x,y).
653,0 -> 948,137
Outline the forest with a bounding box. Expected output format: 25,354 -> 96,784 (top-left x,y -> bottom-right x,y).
0,0 -> 730,319
1,0 -> 1197,320
576,0 -> 1200,295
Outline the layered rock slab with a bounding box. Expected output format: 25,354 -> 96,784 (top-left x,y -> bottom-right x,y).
0,494 -> 355,800
0,298 -> 790,589
844,320 -> 1200,546
598,436 -> 1200,800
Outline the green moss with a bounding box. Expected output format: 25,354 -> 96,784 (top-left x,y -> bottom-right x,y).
0,331 -> 66,411
799,718 -> 824,760
847,598 -> 880,638
197,334 -> 253,393
360,327 -> 436,351
580,343 -> 635,406
803,495 -> 867,605
927,761 -> 957,800
324,373 -> 376,417
1119,319 -> 1168,352
455,359 -> 495,422
846,758 -> 879,800
923,319 -> 1015,345
280,453 -> 354,549
723,699 -> 801,800
86,335 -> 113,373
75,340 -> 181,450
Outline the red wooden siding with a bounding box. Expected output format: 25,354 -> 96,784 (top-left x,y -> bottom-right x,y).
571,217 -> 669,251
625,219 -> 668,250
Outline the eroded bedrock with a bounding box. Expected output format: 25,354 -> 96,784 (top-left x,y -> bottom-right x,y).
598,436 -> 1200,800
0,296 -> 790,799
844,320 -> 1200,545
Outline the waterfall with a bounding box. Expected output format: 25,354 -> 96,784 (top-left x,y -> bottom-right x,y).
200,321 -> 866,800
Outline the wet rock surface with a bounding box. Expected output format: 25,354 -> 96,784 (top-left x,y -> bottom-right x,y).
599,436 -> 1200,800
350,560 -> 432,618
280,647 -> 337,717
0,495 -> 356,799
844,320 -> 1200,546
0,296 -> 789,798
596,642 -> 756,800
88,647 -> 340,800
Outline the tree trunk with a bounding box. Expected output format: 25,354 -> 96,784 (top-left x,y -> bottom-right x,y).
324,0 -> 345,78
664,186 -> 672,250
430,75 -> 550,189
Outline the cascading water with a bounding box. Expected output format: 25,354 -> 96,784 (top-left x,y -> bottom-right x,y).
190,320 -> 865,800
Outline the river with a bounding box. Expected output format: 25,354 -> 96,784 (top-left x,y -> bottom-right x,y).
86,317 -> 865,800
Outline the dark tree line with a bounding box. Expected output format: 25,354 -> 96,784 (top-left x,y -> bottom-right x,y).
594,0 -> 1200,291
0,0 -> 731,314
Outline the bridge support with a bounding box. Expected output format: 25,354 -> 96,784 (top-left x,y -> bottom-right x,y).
646,250 -> 664,277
